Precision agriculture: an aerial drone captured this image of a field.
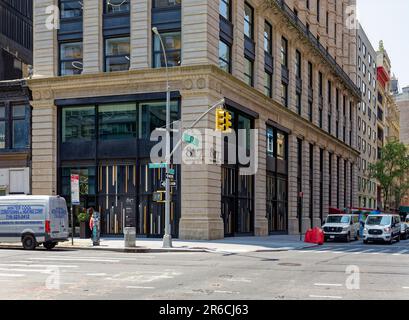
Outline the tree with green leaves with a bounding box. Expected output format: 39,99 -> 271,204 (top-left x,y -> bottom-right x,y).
368,140 -> 409,211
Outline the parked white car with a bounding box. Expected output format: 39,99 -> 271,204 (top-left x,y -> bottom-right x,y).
0,195 -> 69,250
323,214 -> 360,242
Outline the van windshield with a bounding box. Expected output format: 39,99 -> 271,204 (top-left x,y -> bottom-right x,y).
366,216 -> 391,226
326,215 -> 350,224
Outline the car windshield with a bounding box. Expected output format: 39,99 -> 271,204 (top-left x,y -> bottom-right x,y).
366,216 -> 391,226
326,215 -> 350,224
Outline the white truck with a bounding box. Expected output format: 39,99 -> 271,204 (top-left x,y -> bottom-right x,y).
0,195 -> 69,250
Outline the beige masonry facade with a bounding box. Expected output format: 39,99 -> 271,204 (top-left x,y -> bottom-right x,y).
29,0 -> 360,239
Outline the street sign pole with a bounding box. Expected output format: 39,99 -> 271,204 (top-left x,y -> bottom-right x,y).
70,173 -> 80,246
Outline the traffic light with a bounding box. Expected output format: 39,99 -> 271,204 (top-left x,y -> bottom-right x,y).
225,111 -> 232,132
215,108 -> 233,133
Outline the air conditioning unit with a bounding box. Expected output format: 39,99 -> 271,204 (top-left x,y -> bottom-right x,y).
0,186 -> 8,196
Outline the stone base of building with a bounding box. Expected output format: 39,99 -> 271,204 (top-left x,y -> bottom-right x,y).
179,217 -> 224,240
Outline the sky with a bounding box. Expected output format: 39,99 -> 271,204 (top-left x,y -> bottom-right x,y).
357,0 -> 409,89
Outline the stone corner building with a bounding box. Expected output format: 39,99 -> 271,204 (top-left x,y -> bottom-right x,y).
29,0 -> 360,240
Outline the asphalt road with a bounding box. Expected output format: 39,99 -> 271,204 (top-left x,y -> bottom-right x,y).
1,239 -> 409,300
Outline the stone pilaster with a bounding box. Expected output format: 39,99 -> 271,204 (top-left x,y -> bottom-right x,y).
352,163 -> 358,207
288,134 -> 299,235
82,1 -> 102,74
130,0 -> 149,69
254,10 -> 265,94
339,157 -> 345,209
302,141 -> 311,232
33,0 -> 57,78
254,118 -> 268,236
31,96 -> 57,195
273,28 -> 282,105
232,0 -> 245,82
181,0 -> 219,66
323,149 -> 330,219
313,145 -> 322,227
331,154 -> 338,208
179,94 -> 224,240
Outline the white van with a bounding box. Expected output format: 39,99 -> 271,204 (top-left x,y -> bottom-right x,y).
0,195 -> 69,250
323,214 -> 360,242
363,214 -> 401,244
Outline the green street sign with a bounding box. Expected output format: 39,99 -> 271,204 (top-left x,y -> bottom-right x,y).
168,169 -> 175,175
149,163 -> 167,169
183,133 -> 199,147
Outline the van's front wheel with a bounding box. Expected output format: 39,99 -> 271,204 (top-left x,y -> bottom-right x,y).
22,235 -> 37,250
44,242 -> 56,250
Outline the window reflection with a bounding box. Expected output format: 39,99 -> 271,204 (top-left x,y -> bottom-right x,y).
62,106 -> 95,143
98,103 -> 137,140
153,32 -> 181,68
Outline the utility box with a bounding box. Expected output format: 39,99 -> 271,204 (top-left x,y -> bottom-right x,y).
124,227 -> 136,248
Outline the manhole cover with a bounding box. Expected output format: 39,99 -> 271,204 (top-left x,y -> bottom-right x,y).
278,263 -> 302,267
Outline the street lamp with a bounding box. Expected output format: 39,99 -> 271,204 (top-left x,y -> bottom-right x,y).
152,27 -> 172,248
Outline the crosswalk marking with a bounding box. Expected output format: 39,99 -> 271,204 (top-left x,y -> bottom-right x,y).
0,273 -> 25,278
393,250 -> 408,256
297,246 -> 409,255
309,294 -> 343,299
314,283 -> 343,287
29,257 -> 120,263
0,264 -> 78,269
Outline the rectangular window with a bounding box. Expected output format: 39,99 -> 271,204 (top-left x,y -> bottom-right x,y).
139,101 -> 179,139
12,106 -> 28,149
60,0 -> 83,18
281,37 -> 288,67
59,42 -> 83,76
264,21 -> 272,54
277,132 -> 286,160
308,101 -> 313,122
98,103 -> 137,140
264,71 -> 273,98
153,31 -> 181,68
244,3 -> 254,39
296,92 -> 302,115
105,0 -> 130,13
244,57 -> 254,87
281,83 -> 288,107
267,130 -> 274,155
62,106 -> 96,143
308,62 -> 313,88
220,0 -> 231,21
296,50 -> 302,79
105,37 -> 130,72
317,0 -> 320,21
219,40 -> 231,73
319,71 -> 323,96
152,0 -> 181,8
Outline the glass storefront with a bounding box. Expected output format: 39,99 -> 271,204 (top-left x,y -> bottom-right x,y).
59,100 -> 180,237
266,126 -> 289,234
221,109 -> 254,236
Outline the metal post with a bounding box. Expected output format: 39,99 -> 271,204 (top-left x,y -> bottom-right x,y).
153,27 -> 172,248
71,205 -> 74,246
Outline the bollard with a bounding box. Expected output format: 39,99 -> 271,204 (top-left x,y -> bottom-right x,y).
124,227 -> 136,248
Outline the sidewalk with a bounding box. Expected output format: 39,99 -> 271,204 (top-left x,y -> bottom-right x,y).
53,235 -> 317,253
0,235 -> 317,253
